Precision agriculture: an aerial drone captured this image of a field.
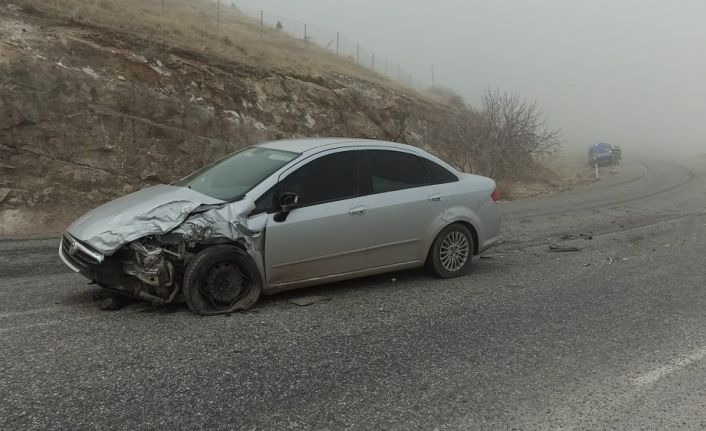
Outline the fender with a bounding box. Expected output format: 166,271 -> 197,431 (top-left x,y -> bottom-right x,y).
422,196 -> 501,259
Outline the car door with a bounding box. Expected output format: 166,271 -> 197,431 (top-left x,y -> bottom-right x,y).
361,150 -> 451,268
264,150 -> 369,285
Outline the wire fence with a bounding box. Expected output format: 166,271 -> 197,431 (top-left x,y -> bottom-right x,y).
234,4 -> 426,91
58,0 -> 430,92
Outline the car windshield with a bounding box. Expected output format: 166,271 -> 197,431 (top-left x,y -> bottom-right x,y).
174,147 -> 299,201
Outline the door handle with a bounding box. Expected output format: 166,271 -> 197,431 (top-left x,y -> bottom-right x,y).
428,193 -> 444,202
348,206 -> 368,216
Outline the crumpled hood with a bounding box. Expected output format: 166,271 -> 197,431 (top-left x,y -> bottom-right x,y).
67,184 -> 225,255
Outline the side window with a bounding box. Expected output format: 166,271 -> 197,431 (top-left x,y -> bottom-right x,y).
421,158 -> 459,184
368,150 -> 429,194
278,151 -> 358,207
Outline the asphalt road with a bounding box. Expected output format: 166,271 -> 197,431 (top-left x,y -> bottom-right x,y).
1,158 -> 705,430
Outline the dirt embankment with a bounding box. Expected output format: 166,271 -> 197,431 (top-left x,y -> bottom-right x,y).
496,154 -> 600,200
0,3 -> 588,234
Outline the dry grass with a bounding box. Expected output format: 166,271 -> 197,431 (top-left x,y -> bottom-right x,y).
18,0 -> 428,98
496,153 -> 598,200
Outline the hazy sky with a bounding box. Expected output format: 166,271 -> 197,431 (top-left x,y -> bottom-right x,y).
238,0 -> 706,155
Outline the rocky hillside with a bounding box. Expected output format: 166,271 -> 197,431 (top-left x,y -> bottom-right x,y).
3,1 -> 589,235
0,2 -> 482,234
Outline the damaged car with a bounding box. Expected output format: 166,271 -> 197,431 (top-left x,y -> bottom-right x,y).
588,142 -> 615,167
59,138 -> 501,315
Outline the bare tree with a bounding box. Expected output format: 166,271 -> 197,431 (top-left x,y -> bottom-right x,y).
479,88 -> 562,178
442,89 -> 563,178
437,107 -> 485,173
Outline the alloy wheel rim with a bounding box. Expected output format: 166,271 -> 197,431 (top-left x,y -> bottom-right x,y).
439,231 -> 470,272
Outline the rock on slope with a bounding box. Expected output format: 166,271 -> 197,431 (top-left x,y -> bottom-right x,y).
0,4 -> 466,234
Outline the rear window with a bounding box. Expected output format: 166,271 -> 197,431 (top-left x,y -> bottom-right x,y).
421,158 -> 459,184
592,143 -> 612,153
367,150 -> 429,193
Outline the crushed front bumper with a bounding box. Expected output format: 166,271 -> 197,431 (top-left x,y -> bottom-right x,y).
59,233 -> 103,275
59,233 -> 182,304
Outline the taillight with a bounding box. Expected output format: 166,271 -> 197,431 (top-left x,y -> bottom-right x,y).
491,188 -> 500,202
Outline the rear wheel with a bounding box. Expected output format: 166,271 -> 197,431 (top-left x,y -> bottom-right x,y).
426,224 -> 474,278
183,245 -> 262,316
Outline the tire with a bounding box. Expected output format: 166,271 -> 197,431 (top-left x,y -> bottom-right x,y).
183,245 -> 262,316
426,223 -> 475,278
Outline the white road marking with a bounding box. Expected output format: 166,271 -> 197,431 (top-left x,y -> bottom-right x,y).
0,317 -> 93,334
0,306 -> 157,332
0,303 -> 154,324
0,304 -> 94,319
633,347 -> 706,386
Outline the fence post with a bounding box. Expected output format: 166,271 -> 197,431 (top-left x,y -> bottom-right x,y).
304,23 -> 307,41
431,64 -> 435,87
398,65 -> 401,80
336,32 -> 339,56
372,54 -> 375,70
409,73 -> 412,86
260,10 -> 263,27
356,43 -> 359,63
216,0 -> 220,33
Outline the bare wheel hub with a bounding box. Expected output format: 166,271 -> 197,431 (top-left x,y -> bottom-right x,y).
200,261 -> 245,306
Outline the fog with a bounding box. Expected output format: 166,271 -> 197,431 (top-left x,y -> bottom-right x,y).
239,0 -> 706,157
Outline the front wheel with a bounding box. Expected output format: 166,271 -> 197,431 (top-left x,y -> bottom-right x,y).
426,224 -> 475,278
183,245 -> 262,316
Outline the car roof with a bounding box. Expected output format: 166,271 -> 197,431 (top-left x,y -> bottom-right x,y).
256,138 -> 423,155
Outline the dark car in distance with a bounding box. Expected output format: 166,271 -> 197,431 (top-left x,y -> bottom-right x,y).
588,143 -> 614,167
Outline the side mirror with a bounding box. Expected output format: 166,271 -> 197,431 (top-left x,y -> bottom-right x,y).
278,191 -> 299,213
274,192 -> 299,223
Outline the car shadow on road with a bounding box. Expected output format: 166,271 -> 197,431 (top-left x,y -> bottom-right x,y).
61,260 -> 500,316
255,259 -> 501,310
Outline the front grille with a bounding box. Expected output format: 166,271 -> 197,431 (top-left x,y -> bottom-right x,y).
61,234 -> 101,270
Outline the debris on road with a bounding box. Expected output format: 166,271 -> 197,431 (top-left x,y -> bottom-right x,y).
606,257 -> 614,266
548,244 -> 581,252
560,233 -> 593,240
481,254 -> 504,259
289,296 -> 330,307
99,295 -> 131,311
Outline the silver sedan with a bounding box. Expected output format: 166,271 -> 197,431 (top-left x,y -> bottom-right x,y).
59,138 -> 501,315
